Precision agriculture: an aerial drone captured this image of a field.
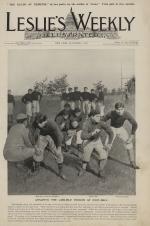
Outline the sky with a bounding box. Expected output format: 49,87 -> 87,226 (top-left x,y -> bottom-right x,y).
8,49 -> 134,95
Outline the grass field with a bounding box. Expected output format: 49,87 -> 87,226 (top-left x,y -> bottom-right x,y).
8,94 -> 136,195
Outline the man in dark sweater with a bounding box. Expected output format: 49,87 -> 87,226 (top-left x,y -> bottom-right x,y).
103,102 -> 139,169
32,113 -> 66,179
22,89 -> 33,124
70,108 -> 85,129
55,103 -> 73,131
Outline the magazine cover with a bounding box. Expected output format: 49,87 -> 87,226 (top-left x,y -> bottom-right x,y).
0,0 -> 149,225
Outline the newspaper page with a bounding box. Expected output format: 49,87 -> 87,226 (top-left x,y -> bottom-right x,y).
0,0 -> 149,225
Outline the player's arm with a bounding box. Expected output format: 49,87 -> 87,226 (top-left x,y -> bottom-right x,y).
125,112 -> 138,144
125,112 -> 138,135
81,121 -> 95,140
12,95 -> 15,106
103,111 -> 112,122
55,115 -> 65,130
48,120 -> 63,147
38,92 -> 42,101
98,121 -> 114,144
94,94 -> 97,102
21,95 -> 26,104
22,127 -> 34,148
80,92 -> 83,101
66,93 -> 70,101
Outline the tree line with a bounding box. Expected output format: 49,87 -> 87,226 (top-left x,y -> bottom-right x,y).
34,74 -> 135,95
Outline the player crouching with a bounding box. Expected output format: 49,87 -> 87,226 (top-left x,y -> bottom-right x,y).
32,113 -> 67,180
65,120 -> 83,157
78,110 -> 114,182
103,102 -> 139,169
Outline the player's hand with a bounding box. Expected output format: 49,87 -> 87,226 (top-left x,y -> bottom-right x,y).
57,146 -> 62,153
34,146 -> 42,156
126,135 -> 134,144
60,123 -> 65,130
105,143 -> 112,152
38,120 -> 47,128
91,129 -> 100,136
67,130 -> 75,137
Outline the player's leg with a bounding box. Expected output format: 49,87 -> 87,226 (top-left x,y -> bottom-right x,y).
78,141 -> 94,176
72,101 -> 75,110
8,103 -> 14,124
96,101 -> 100,113
100,103 -> 105,118
95,139 -> 108,182
87,101 -> 91,114
37,101 -> 40,113
26,102 -> 32,126
105,127 -> 117,148
91,101 -> 96,111
117,127 -> 139,169
78,100 -> 81,110
68,101 -> 74,110
45,135 -> 66,179
60,100 -> 65,110
85,101 -> 89,118
82,101 -> 85,114
4,146 -> 35,162
32,101 -> 36,118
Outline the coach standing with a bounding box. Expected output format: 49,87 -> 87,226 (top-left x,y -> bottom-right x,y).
32,87 -> 42,117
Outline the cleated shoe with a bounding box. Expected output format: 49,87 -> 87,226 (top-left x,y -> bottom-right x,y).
59,173 -> 67,180
78,168 -> 86,176
130,162 -> 140,169
98,170 -> 106,183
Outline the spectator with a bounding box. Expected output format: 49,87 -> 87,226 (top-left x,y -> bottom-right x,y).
22,89 -> 33,125
8,89 -> 15,125
32,87 -> 42,117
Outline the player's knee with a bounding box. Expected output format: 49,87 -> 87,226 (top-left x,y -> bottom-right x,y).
126,143 -> 133,150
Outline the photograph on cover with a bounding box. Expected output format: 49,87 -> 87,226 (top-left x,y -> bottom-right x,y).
4,49 -> 139,195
